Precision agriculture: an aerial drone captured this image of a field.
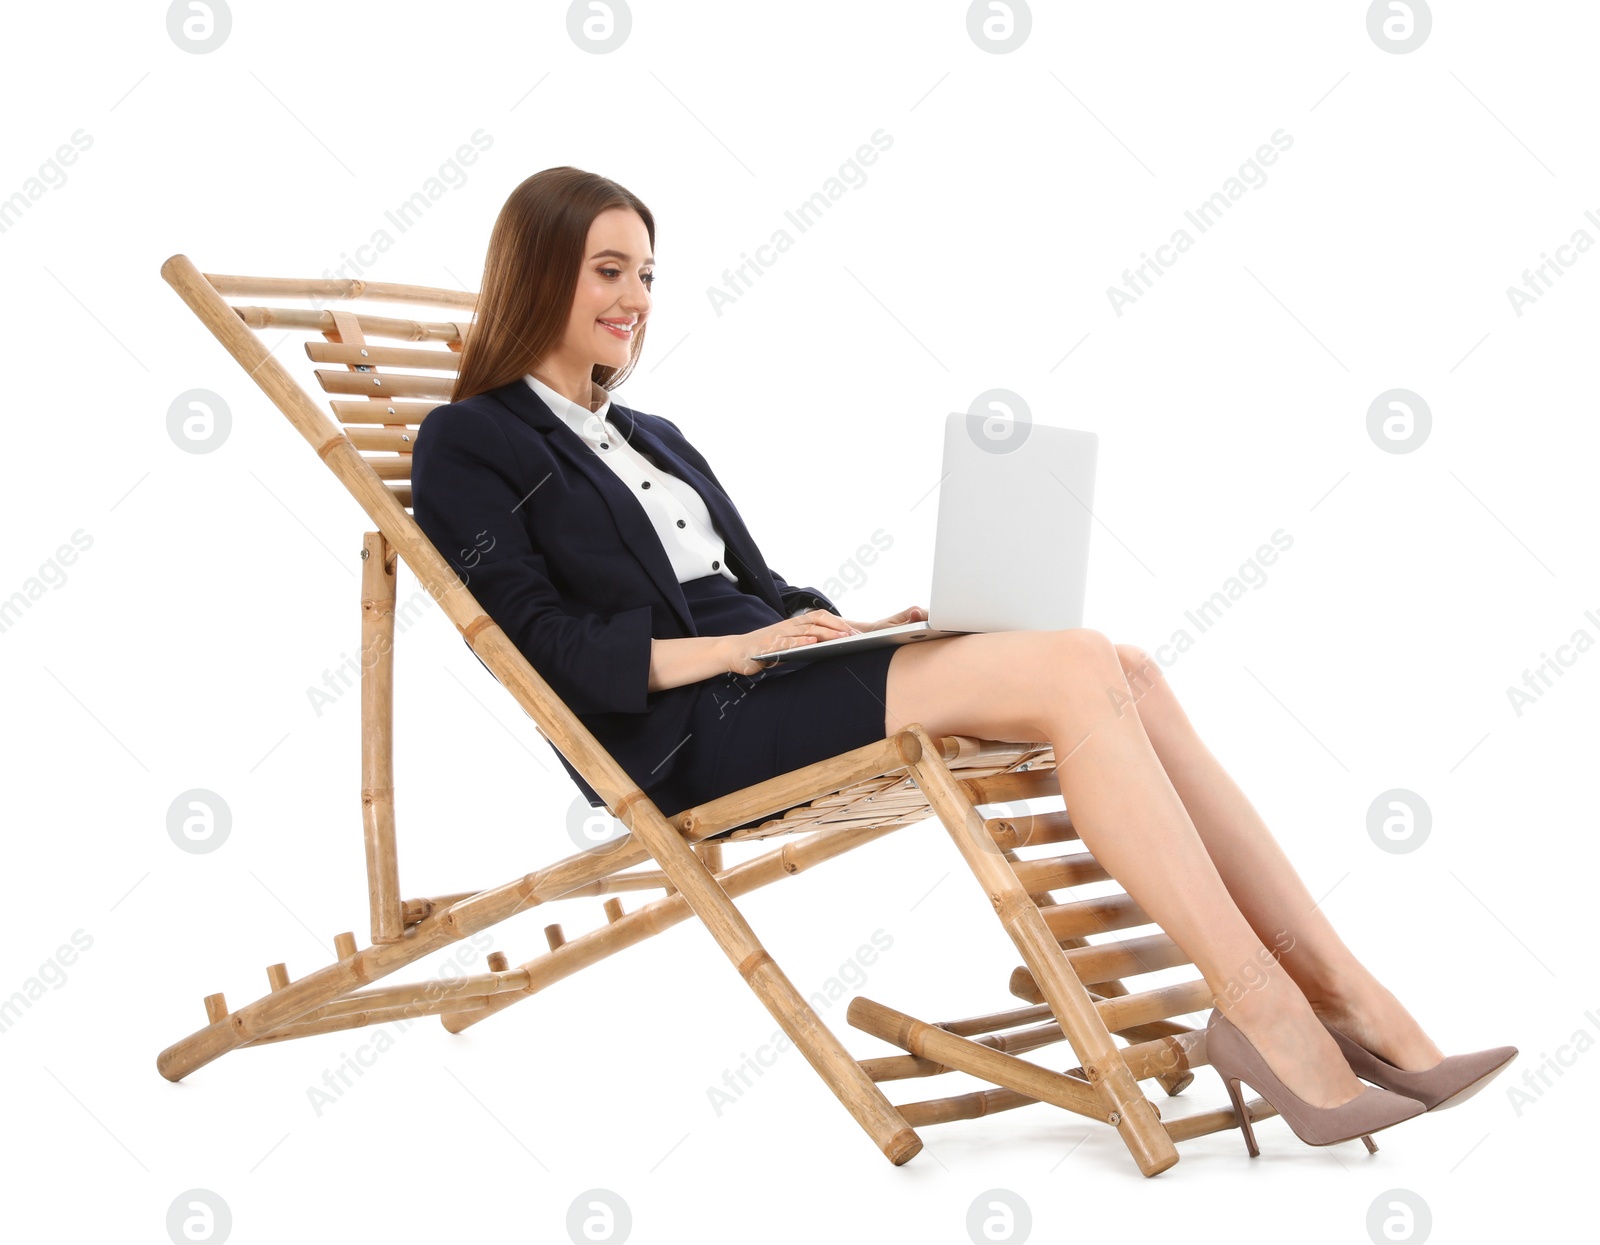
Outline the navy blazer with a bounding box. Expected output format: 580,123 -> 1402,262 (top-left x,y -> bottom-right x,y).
411,376 -> 840,808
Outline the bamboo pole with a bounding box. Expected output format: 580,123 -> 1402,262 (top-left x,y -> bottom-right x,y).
1009,969 -> 1203,1042
335,399 -> 443,424
694,840 -> 723,875
1092,1031 -> 1200,1086
1094,980 -> 1212,1033
1061,932 -> 1191,985
865,1006 -> 1204,1093
555,869 -> 674,896
307,341 -> 462,371
1038,892 -> 1152,940
876,1023 -> 1199,1096
247,968 -> 534,1043
895,1081 -> 1274,1140
318,370 -> 450,399
847,997 -> 1108,1121
960,767 -> 1061,807
401,893 -> 481,927
936,1002 -> 1055,1037
291,967 -> 532,1022
985,809 -> 1078,849
1009,851 -> 1108,891
201,271 -> 477,308
1163,1096 -> 1279,1144
236,304 -> 463,344
360,533 -> 404,943
247,999 -> 496,1045
860,1018 -> 1069,1083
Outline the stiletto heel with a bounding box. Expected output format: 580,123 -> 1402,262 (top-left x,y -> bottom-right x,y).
1321,1019 -> 1518,1112
1221,1074 -> 1259,1157
1205,1009 -> 1425,1155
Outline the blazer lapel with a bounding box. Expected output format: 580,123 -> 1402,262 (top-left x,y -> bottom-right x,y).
619,414 -> 785,614
489,378 -> 699,634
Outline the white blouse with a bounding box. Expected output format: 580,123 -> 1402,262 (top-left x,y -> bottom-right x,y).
524,374 -> 741,588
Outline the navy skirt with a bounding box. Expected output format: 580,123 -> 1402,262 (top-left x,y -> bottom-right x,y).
645,574 -> 897,834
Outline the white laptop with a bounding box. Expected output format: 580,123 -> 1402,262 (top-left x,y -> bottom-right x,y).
752,411 -> 1098,664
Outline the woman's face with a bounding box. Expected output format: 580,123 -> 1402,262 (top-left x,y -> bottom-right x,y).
562,206 -> 653,378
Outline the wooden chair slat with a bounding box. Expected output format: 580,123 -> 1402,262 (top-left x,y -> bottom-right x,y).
1061,933 -> 1192,984
205,271 -> 476,308
1039,891 -> 1152,941
307,341 -> 463,371
363,456 -> 413,481
333,399 -> 441,424
1010,850 -> 1109,891
344,427 -> 419,453
315,369 -> 452,399
234,304 -> 464,343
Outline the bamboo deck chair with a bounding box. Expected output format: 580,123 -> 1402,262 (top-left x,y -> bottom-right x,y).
154,254 -> 1291,1178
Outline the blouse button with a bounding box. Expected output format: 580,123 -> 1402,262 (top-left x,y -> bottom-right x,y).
676,519 -> 686,528
712,560 -> 720,570
640,481 -> 650,489
599,442 -> 608,450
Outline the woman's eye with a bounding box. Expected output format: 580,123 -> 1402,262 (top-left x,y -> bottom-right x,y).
598,267 -> 654,286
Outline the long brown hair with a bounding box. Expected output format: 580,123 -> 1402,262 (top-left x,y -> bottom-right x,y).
451,166 -> 655,404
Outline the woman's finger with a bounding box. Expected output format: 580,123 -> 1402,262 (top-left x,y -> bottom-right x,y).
809,618 -> 854,637
815,620 -> 859,637
818,609 -> 855,628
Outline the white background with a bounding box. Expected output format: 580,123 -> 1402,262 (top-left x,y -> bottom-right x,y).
2,1 -> 1593,1240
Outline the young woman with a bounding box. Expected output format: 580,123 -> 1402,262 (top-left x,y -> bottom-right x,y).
412,166 -> 1515,1158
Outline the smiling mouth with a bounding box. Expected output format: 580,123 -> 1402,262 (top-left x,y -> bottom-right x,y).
598,320 -> 635,339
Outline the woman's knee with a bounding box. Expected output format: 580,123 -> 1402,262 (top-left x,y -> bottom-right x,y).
1039,626 -> 1121,680
1114,641 -> 1163,688
1112,641 -> 1172,716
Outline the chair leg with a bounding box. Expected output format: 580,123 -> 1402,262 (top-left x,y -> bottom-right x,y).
902,725 -> 1180,1177
360,529 -> 405,944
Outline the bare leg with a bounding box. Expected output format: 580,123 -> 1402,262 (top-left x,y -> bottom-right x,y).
1109,644 -> 1445,1072
884,627 -> 1366,1109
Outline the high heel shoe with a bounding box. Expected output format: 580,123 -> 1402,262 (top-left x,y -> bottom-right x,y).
1320,1019 -> 1518,1112
1206,1009 -> 1425,1156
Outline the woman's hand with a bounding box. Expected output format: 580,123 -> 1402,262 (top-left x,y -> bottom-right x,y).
718,609 -> 857,677
835,605 -> 928,634
718,606 -> 930,677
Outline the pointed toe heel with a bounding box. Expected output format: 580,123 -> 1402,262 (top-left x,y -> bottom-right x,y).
1321,1020 -> 1518,1112
1206,1010 -> 1425,1157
